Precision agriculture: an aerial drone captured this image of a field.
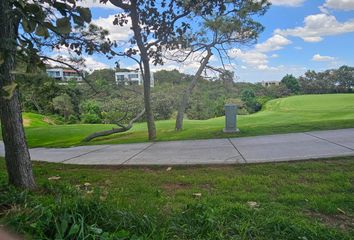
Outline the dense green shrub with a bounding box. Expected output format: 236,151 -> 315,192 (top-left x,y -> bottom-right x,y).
152,92 -> 175,120
80,100 -> 102,116
52,94 -> 75,122
81,113 -> 102,124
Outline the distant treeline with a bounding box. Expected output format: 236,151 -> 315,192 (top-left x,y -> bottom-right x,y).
18,65 -> 354,124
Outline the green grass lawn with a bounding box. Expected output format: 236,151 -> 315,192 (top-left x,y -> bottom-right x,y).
16,94 -> 354,148
0,157 -> 353,239
22,112 -> 56,127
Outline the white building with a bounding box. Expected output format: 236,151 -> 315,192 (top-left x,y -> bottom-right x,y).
261,80 -> 280,87
46,68 -> 83,82
115,70 -> 154,87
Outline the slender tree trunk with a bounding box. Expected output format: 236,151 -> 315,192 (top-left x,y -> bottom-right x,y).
0,0 -> 36,189
175,48 -> 212,131
141,58 -> 156,140
130,0 -> 156,140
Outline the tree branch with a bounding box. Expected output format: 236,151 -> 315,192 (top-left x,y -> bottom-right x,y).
82,108 -> 145,142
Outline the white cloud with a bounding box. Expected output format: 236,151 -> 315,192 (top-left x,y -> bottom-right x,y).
323,0 -> 354,11
229,49 -> 268,67
255,34 -> 292,52
270,0 -> 306,7
228,34 -> 291,70
84,57 -> 110,72
275,13 -> 354,42
312,54 -> 335,62
48,50 -> 110,73
91,15 -> 132,41
77,0 -> 117,9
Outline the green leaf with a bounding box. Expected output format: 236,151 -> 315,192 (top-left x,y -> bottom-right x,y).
67,224 -> 80,237
22,18 -> 37,33
72,14 -> 84,26
77,7 -> 92,23
35,25 -> 49,38
0,52 -> 4,65
2,82 -> 18,100
56,17 -> 71,34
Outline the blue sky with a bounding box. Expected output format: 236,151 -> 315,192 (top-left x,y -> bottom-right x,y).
70,0 -> 354,83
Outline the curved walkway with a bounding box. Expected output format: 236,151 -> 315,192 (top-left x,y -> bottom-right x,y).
1,128 -> 354,165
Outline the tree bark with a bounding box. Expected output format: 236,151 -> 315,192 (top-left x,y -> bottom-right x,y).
175,48 -> 212,131
0,0 -> 36,188
130,0 -> 156,141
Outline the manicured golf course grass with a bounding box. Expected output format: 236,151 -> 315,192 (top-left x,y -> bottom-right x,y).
1,156 -> 353,239
2,94 -> 354,147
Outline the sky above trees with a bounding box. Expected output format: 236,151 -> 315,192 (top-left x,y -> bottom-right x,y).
57,0 -> 354,83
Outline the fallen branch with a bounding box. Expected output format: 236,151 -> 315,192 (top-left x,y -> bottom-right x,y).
82,109 -> 145,142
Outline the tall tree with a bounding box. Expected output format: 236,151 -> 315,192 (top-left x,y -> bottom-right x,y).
174,0 -> 269,131
0,0 -> 35,188
0,0 -> 108,189
281,74 -> 300,94
101,0 -> 193,140
102,0 -> 256,138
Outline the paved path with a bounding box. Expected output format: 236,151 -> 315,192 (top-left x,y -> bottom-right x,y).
1,128 -> 354,165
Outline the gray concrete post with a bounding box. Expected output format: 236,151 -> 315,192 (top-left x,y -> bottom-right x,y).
223,104 -> 239,133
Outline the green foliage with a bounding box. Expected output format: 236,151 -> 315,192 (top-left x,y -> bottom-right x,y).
265,84 -> 291,98
18,73 -> 63,113
81,113 -> 102,124
298,66 -> 354,94
52,94 -> 75,122
5,0 -> 108,77
152,92 -> 175,120
101,97 -> 144,124
281,74 -> 300,94
154,69 -> 186,84
241,88 -> 260,113
241,88 -> 255,102
80,100 -> 102,116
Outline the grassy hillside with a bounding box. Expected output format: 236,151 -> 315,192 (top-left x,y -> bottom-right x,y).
19,94 -> 354,148
22,112 -> 57,127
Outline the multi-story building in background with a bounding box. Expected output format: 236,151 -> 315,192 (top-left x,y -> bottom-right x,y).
46,68 -> 83,82
115,70 -> 154,87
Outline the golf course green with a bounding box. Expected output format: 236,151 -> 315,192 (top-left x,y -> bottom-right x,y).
4,93 -> 354,148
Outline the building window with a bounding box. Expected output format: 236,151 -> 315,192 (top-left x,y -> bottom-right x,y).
116,75 -> 125,81
128,74 -> 139,79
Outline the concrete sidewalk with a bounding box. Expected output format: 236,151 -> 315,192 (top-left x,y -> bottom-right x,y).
1,128 -> 354,165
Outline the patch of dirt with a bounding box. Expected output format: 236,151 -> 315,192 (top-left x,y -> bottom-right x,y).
306,211 -> 354,231
22,118 -> 30,127
0,227 -> 23,240
162,183 -> 192,192
43,117 -> 56,125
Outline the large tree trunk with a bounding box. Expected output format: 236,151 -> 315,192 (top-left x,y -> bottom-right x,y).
175,48 -> 212,131
0,0 -> 36,189
130,0 -> 156,141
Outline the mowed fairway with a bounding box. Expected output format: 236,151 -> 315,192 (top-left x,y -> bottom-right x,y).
11,94 -> 354,147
